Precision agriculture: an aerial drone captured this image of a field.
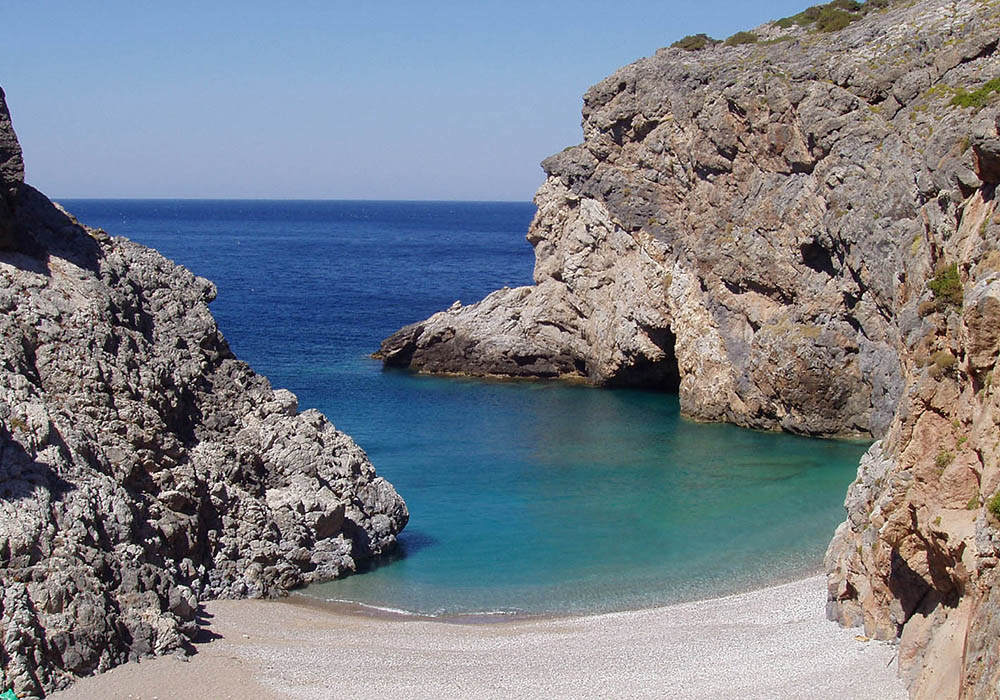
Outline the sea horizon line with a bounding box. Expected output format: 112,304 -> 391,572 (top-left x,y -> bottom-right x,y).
53,196 -> 536,204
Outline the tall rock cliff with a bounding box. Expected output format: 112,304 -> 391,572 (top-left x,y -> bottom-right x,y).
0,89 -> 408,697
379,0 -> 1000,695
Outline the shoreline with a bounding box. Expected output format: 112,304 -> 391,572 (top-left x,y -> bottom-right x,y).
288,561 -> 830,625
50,574 -> 907,699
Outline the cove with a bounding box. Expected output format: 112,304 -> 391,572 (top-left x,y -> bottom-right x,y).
62,199 -> 867,616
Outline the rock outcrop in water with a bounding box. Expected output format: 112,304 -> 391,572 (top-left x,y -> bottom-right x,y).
0,87 -> 408,697
379,1 -> 1000,695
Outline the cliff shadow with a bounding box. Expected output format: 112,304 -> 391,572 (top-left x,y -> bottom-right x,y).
887,508 -> 964,633
0,425 -> 73,502
0,185 -> 105,275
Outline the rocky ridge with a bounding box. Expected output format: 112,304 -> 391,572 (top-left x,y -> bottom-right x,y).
0,87 -> 407,697
378,1 -> 1000,696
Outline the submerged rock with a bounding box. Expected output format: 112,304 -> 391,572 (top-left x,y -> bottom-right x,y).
0,90 -> 407,696
380,0 -> 1000,695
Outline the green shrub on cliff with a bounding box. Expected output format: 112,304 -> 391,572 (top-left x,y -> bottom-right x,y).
815,7 -> 860,31
860,0 -> 890,12
934,450 -> 955,470
951,77 -> 1000,109
774,0 -> 870,31
928,262 -> 963,306
671,33 -> 719,51
725,31 -> 758,46
989,491 -> 1000,520
775,5 -> 822,27
776,12 -> 811,28
829,0 -> 863,9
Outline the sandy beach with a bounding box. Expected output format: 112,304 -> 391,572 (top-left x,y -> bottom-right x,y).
49,575 -> 906,699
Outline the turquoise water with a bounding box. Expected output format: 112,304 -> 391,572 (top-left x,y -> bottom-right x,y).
64,200 -> 866,616
308,377 -> 865,614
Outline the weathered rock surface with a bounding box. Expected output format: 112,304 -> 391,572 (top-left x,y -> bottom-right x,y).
380,0 -> 1000,696
0,90 -> 407,697
825,118 -> 1000,698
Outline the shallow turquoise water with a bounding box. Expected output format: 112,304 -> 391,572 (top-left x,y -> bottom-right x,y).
64,199 -> 867,616
308,375 -> 866,614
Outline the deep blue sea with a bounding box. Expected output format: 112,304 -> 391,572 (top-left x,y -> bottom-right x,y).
63,199 -> 867,616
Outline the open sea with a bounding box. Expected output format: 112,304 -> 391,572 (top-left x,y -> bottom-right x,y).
63,199 -> 868,617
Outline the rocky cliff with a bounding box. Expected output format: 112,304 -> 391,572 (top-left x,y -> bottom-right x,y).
0,88 -> 408,697
379,0 -> 1000,696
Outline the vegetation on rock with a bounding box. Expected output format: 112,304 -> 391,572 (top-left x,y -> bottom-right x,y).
929,350 -> 958,379
670,33 -> 719,51
774,0 -> 887,31
928,262 -> 964,307
935,449 -> 955,470
814,7 -> 861,31
724,31 -> 758,46
951,77 -> 1000,109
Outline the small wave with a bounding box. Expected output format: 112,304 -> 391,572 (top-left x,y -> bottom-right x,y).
320,598 -> 427,618
457,609 -> 521,617
297,594 -> 533,623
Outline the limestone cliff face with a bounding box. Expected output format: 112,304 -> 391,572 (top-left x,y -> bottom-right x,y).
379,0 -> 999,442
0,91 -> 407,697
379,0 -> 1000,695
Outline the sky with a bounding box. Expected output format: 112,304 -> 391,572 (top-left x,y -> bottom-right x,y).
2,1 -> 811,201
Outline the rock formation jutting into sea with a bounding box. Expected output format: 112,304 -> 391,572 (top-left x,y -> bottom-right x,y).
377,0 -> 1000,696
0,87 -> 408,697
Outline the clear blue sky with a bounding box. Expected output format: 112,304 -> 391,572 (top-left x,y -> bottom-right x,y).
3,1 -> 809,200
